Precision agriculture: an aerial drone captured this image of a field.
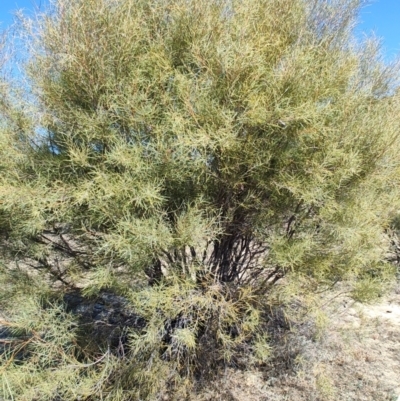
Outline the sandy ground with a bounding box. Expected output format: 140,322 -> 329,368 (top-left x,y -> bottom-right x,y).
194,287 -> 400,401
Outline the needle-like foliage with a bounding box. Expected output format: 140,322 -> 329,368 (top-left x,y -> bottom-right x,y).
1,0 -> 400,399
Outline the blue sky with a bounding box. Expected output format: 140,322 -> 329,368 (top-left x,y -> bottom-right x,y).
0,1 -> 47,26
0,0 -> 399,61
356,0 -> 400,61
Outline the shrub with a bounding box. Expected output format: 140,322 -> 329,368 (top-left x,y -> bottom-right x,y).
1,0 -> 400,399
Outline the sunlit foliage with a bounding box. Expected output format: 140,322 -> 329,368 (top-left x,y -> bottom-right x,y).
1,0 -> 400,399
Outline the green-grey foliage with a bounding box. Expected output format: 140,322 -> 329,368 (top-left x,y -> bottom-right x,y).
1,0 -> 400,399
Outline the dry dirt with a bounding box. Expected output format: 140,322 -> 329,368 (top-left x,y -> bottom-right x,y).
194,287 -> 400,401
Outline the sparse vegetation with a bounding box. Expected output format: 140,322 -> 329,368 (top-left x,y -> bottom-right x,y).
1,0 -> 400,399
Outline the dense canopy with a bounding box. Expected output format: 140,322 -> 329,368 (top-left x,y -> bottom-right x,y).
1,0 -> 400,399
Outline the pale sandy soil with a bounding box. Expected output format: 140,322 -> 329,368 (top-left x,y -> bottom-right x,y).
194,287 -> 400,401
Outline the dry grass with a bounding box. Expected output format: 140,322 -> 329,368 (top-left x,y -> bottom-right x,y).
191,284 -> 400,401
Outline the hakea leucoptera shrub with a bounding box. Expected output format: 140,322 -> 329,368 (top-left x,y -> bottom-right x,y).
1,0 -> 400,399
